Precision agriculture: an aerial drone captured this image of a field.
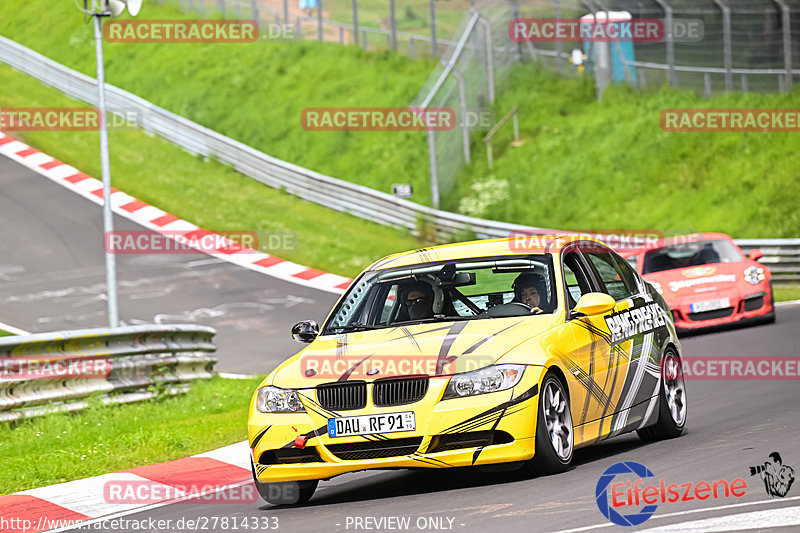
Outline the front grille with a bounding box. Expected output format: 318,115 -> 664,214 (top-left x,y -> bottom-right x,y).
744,294 -> 765,312
327,437 -> 423,460
259,447 -> 322,465
317,382 -> 367,411
373,377 -> 429,407
427,431 -> 514,453
688,307 -> 734,321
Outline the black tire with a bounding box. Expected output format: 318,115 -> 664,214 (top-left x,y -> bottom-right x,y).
520,372 -> 573,476
251,459 -> 318,505
637,349 -> 687,442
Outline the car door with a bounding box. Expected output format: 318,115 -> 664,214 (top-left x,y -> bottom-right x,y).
555,243 -> 620,436
583,244 -> 664,437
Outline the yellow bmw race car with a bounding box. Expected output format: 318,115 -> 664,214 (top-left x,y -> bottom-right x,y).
248,235 -> 687,505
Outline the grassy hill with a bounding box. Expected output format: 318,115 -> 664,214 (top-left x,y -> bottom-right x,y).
1,0 -> 799,240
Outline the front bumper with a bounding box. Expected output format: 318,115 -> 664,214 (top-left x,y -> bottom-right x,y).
670,288 -> 774,332
247,368 -> 543,483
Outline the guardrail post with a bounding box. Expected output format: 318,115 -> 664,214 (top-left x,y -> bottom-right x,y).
197,0 -> 204,16
296,16 -> 302,39
430,0 -> 438,56
410,37 -> 416,58
704,72 -> 712,98
284,0 -> 289,26
340,25 -> 344,44
452,69 -> 471,165
741,74 -> 748,93
773,0 -> 793,94
654,0 -> 677,87
353,0 -> 359,46
550,0 -> 563,74
390,0 -> 397,51
712,0 -> 733,91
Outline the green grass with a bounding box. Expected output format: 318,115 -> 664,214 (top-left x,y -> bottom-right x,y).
0,376 -> 261,495
451,68 -> 800,238
0,331 -> 12,337
1,0 -> 798,244
774,285 -> 800,302
0,64 -> 423,278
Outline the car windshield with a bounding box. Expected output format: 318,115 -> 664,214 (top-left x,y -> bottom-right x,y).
642,239 -> 742,274
323,257 -> 557,334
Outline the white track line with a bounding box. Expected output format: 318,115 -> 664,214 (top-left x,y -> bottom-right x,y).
551,495 -> 800,533
0,320 -> 30,335
635,505 -> 800,532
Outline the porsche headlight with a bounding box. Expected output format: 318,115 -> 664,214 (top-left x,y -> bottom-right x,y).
443,365 -> 525,399
256,386 -> 306,413
744,266 -> 765,285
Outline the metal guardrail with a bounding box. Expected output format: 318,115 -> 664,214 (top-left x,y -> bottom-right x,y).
735,240 -> 800,288
0,324 -> 217,421
0,37 -> 797,285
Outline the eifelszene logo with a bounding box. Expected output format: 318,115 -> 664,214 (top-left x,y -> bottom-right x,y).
596,461 -> 748,526
749,452 -> 795,497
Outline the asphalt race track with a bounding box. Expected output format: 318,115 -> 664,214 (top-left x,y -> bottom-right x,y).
0,155 -> 338,374
2,155 -> 799,532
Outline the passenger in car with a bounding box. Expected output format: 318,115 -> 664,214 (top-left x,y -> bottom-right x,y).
512,273 -> 548,314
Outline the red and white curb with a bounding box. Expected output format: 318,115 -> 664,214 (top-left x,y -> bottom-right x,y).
0,132 -> 352,294
0,441 -> 252,533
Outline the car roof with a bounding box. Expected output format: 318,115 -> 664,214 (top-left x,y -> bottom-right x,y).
367,234 -> 607,271
618,232 -> 733,257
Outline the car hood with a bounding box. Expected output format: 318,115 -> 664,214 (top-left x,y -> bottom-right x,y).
267,315 -> 559,389
644,262 -> 746,302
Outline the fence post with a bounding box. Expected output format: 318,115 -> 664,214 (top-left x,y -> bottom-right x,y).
250,0 -> 258,27
318,0 -> 324,42
340,25 -> 344,44
427,130 -> 440,209
452,69 -> 471,165
296,16 -> 301,39
550,0 -> 563,74
353,0 -> 359,46
284,0 -> 289,26
430,0 -> 438,56
773,0 -> 793,94
712,0 -> 733,91
654,0 -> 677,87
741,74 -> 748,93
477,15 -> 495,104
410,37 -> 416,58
390,0 -> 397,51
704,72 -> 712,98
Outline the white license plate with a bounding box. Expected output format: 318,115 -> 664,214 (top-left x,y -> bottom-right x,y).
328,411 -> 416,438
690,298 -> 730,313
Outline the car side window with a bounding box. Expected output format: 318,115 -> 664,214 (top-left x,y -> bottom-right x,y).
586,252 -> 631,301
562,253 -> 593,308
613,254 -> 644,296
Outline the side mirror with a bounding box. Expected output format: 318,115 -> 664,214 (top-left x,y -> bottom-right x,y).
291,320 -> 319,343
572,292 -> 616,318
749,249 -> 763,261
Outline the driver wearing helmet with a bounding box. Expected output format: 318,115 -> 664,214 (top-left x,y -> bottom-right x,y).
512,273 -> 548,315
399,280 -> 436,321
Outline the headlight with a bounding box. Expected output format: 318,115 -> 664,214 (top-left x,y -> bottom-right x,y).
744,266 -> 765,285
256,386 -> 306,413
648,281 -> 663,294
442,365 -> 525,399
